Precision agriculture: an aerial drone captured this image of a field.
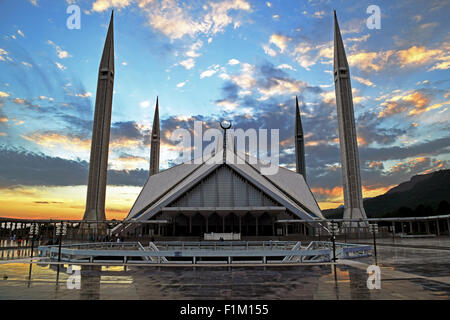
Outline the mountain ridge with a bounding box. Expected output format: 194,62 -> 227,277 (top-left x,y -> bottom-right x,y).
323,169 -> 450,218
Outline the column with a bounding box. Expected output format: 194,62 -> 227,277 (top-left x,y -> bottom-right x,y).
189,216 -> 192,234
436,219 -> 440,236
239,216 -> 242,234
391,222 -> 395,239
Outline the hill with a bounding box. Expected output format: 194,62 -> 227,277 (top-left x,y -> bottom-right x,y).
323,169 -> 450,218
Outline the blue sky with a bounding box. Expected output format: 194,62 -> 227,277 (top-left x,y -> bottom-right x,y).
0,0 -> 449,218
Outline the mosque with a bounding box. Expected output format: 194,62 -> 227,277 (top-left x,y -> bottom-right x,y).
82,11 -> 367,238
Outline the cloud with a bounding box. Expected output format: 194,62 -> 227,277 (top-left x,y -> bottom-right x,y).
185,40 -> 203,58
200,64 -> 220,78
353,75 -> 375,87
0,146 -> 148,187
0,48 -> 10,61
347,50 -> 394,72
47,40 -> 71,59
262,44 -> 277,57
269,34 -> 291,53
313,11 -> 325,19
277,64 -> 296,71
92,0 -> 132,12
12,97 -> 38,108
134,0 -> 251,40
397,46 -> 442,67
216,99 -> 238,111
347,45 -> 449,73
0,91 -> 9,98
75,92 -> 92,98
376,89 -> 448,118
55,62 -> 66,70
179,58 -> 195,69
140,100 -> 151,108
176,80 -> 187,87
17,30 -> 25,37
22,132 -> 91,151
228,58 -> 240,65
291,42 -> 333,70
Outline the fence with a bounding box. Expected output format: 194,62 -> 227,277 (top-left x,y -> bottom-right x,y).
0,214 -> 449,251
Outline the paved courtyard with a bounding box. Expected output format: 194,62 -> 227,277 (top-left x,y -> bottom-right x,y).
0,237 -> 449,299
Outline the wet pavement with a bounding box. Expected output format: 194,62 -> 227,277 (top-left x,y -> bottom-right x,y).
0,237 -> 450,299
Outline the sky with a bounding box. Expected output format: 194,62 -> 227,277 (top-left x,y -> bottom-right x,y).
0,0 -> 449,220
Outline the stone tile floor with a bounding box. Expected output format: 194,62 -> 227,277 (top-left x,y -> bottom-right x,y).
0,237 -> 449,299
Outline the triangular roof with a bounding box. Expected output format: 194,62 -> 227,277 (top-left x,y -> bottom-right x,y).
123,146 -> 323,224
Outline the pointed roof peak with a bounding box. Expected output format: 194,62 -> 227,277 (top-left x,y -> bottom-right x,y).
100,11 -> 114,72
295,96 -> 303,136
333,10 -> 348,70
152,96 -> 160,135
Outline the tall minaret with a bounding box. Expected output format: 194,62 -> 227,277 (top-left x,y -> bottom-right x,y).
149,97 -> 160,176
333,11 -> 367,223
295,96 -> 306,179
82,12 -> 114,228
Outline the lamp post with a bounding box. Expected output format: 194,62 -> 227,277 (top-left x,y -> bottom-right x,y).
29,223 -> 39,259
369,223 -> 379,263
330,222 -> 339,262
55,222 -> 67,283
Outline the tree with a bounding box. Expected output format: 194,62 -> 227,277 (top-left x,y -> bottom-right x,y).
436,200 -> 450,215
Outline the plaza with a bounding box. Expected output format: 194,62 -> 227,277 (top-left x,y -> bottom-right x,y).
1,236 -> 450,299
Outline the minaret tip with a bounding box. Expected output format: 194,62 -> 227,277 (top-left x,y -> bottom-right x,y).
150,96 -> 160,175
295,96 -> 306,177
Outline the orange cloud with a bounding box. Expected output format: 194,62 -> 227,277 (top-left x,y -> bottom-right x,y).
110,137 -> 141,149
112,154 -> 148,170
311,186 -> 343,200
391,157 -> 429,173
361,185 -> 395,198
357,136 -> 367,146
368,161 -> 383,170
378,90 -> 435,118
0,185 -> 139,220
22,132 -> 91,151
408,100 -> 450,115
397,46 -> 442,67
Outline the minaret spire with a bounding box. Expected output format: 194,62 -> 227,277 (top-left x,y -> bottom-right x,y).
150,96 -> 160,176
333,11 -> 367,224
295,96 -> 306,179
83,11 -> 115,230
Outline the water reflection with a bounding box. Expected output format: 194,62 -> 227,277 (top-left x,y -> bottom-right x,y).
0,262 -> 449,300
80,265 -> 101,300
